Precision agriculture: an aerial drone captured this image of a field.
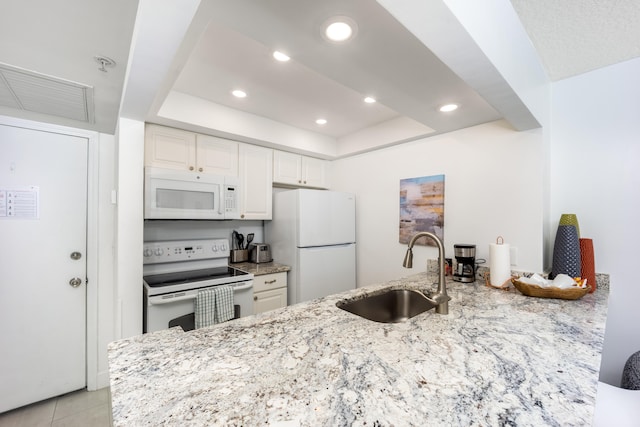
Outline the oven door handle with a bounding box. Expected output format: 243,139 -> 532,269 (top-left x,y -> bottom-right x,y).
232,281 -> 253,291
149,293 -> 196,305
149,281 -> 253,305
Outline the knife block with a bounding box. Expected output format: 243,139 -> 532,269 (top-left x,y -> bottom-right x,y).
230,249 -> 248,263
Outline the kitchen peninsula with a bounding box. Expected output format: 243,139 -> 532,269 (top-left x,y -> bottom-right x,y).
109,273 -> 608,426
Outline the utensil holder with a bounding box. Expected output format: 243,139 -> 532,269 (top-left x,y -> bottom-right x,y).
230,249 -> 248,263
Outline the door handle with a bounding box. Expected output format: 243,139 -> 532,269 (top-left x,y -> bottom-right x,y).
70,251 -> 82,260
69,277 -> 83,288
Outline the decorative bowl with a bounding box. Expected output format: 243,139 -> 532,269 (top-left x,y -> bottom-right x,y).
511,278 -> 590,300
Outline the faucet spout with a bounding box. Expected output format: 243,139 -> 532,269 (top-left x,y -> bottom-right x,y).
402,232 -> 450,314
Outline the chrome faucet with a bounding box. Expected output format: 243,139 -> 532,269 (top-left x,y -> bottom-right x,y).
402,232 -> 450,314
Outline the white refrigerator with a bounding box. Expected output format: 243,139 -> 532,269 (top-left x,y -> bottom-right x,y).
265,189 -> 356,305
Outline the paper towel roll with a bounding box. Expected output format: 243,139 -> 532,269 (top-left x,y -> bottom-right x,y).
490,240 -> 511,287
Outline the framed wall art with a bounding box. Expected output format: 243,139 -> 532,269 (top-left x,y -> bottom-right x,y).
399,174 -> 444,246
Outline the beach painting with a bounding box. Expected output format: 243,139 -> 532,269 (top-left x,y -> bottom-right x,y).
399,174 -> 445,246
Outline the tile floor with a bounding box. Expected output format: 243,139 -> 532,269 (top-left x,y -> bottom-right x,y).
0,388 -> 112,427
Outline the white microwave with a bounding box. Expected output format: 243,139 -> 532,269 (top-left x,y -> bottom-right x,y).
144,167 -> 240,220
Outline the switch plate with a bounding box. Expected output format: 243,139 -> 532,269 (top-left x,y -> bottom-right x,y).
510,246 -> 518,266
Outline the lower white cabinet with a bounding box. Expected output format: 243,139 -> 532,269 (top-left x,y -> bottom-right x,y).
253,272 -> 287,314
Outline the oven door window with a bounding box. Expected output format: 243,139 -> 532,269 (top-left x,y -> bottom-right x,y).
167,306 -> 240,332
145,296 -> 242,333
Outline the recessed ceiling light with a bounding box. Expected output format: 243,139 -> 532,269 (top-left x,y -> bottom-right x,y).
323,16 -> 358,43
364,96 -> 376,104
439,103 -> 458,112
232,90 -> 247,98
316,118 -> 327,125
273,51 -> 290,62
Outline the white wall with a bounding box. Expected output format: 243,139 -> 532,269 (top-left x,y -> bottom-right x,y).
115,118 -> 145,339
551,57 -> 640,385
94,133 -> 117,389
331,119 -> 544,288
144,220 -> 265,246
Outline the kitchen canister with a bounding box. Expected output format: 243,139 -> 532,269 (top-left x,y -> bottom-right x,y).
489,236 -> 511,287
580,238 -> 596,293
550,224 -> 581,279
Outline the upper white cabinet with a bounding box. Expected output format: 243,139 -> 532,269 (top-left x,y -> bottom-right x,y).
196,134 -> 238,176
145,124 -> 195,170
302,156 -> 329,188
239,143 -> 273,220
273,150 -> 329,189
145,124 -> 238,176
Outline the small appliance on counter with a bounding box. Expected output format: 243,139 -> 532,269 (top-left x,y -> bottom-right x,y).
453,244 -> 476,283
249,243 -> 272,263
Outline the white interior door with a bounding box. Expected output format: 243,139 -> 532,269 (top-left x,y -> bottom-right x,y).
0,124 -> 87,412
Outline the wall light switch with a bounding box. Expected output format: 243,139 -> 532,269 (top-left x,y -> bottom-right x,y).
510,246 -> 518,266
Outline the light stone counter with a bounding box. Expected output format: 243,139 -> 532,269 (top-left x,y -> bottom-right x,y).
108,273 -> 608,426
230,261 -> 291,276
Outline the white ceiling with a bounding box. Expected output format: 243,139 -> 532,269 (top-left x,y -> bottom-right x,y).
1,0 -> 638,154
510,0 -> 640,81
170,0 -> 501,140
0,0 -> 138,133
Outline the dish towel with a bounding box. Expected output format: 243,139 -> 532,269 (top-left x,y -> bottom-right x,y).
214,285 -> 234,324
194,286 -> 235,329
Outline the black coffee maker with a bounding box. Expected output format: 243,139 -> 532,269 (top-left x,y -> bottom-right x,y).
453,244 -> 476,283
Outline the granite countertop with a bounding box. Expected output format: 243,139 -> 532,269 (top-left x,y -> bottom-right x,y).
108,273 -> 608,426
231,261 -> 291,276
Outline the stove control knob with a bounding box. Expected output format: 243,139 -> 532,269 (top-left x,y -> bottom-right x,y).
211,244 -> 218,252
220,243 -> 227,251
154,248 -> 164,256
143,248 -> 153,257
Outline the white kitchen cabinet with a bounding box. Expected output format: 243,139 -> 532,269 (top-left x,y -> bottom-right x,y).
145,124 -> 238,175
253,272 -> 287,314
238,143 -> 273,220
145,124 -> 196,170
273,150 -> 329,189
196,134 -> 238,176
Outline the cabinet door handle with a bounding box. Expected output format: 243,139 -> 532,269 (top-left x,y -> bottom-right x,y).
265,279 -> 277,284
189,166 -> 194,171
199,167 -> 203,172
254,296 -> 258,301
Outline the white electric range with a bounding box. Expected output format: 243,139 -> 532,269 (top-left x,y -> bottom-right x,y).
143,238 -> 254,333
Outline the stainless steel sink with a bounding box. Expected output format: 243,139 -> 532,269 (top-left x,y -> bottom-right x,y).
336,289 -> 437,323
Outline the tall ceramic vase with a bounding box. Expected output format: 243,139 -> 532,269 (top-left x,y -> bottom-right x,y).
559,214 -> 580,237
580,238 -> 596,293
551,224 -> 581,279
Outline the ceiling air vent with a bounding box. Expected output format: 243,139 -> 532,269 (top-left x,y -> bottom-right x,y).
0,63 -> 94,123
